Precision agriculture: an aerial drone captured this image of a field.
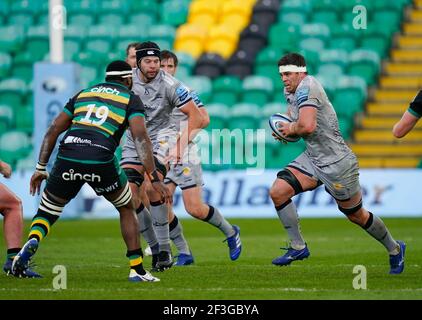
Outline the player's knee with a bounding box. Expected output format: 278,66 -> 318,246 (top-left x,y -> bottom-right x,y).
269,184 -> 290,204
338,201 -> 366,225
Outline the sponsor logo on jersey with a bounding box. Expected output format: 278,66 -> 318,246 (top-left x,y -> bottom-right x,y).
62,169 -> 101,182
64,136 -> 92,144
94,181 -> 119,193
176,85 -> 189,102
91,86 -> 120,95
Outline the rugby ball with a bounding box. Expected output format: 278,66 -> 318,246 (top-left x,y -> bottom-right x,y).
269,113 -> 300,142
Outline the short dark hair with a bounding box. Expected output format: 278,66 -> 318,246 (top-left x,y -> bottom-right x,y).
160,50 -> 178,66
126,42 -> 141,57
278,53 -> 306,68
105,60 -> 132,82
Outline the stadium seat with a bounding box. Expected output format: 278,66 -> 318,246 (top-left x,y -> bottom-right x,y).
225,50 -> 254,80
206,103 -> 230,131
319,49 -> 349,73
194,53 -> 225,79
68,13 -> 96,27
211,76 -> 242,106
348,49 -> 381,86
0,78 -> 27,109
205,24 -> 238,59
0,26 -> 25,53
88,24 -> 116,41
241,75 -> 274,106
183,75 -> 212,104
99,0 -> 129,15
262,102 -> 289,118
188,1 -> 219,29
0,104 -> 14,130
7,13 -> 35,29
98,13 -> 125,26
0,52 -> 11,78
268,23 -> 299,52
229,103 -> 261,131
161,0 -> 189,27
15,105 -> 33,134
10,0 -> 47,15
174,24 -> 208,58
0,130 -> 32,166
128,12 -> 154,27
278,12 -> 307,26
64,25 -> 87,41
251,0 -> 280,32
238,24 -> 268,58
149,24 -> 176,45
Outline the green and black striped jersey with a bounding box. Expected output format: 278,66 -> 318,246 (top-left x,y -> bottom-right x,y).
408,90 -> 422,118
59,82 -> 145,163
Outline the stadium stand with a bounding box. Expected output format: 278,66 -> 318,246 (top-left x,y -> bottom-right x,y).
0,0 -> 419,170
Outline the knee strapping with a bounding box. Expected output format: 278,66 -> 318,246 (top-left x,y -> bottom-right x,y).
338,199 -> 363,215
277,169 -> 303,194
39,191 -> 65,216
123,168 -> 144,187
112,183 -> 132,208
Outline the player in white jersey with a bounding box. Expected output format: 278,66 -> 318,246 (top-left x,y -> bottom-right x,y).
269,53 -> 405,274
121,42 -> 204,271
160,50 -> 242,264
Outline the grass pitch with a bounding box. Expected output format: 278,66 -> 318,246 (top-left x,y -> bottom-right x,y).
0,217 -> 421,300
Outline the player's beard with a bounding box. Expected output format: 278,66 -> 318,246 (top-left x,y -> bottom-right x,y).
140,68 -> 158,82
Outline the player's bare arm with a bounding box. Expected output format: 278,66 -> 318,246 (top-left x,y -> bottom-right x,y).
167,100 -> 202,163
30,112 -> 72,196
392,110 -> 419,138
129,116 -> 172,204
199,107 -> 210,129
278,106 -> 317,137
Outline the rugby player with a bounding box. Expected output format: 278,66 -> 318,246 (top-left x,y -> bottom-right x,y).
12,61 -> 171,282
269,53 -> 405,274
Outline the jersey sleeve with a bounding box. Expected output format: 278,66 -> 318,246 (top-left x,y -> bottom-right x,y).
127,94 -> 146,121
408,90 -> 422,118
169,81 -> 193,109
296,79 -> 319,109
62,91 -> 81,117
190,90 -> 204,108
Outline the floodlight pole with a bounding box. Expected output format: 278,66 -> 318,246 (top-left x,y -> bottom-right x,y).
49,0 -> 65,63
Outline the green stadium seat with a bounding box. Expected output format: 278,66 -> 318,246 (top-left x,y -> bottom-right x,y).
88,25 -> 116,40
241,76 -> 274,106
319,49 -> 348,69
0,1 -> 9,16
337,116 -> 353,140
174,51 -> 196,70
118,25 -> 149,42
11,64 -> 33,85
149,24 -> 176,44
262,102 -> 289,119
65,0 -> 99,15
85,39 -> 113,59
311,11 -> 339,26
229,103 -> 261,131
348,49 -> 380,86
10,0 -> 47,15
360,36 -> 389,59
268,24 -> 300,52
128,13 -> 154,27
131,0 -> 159,16
299,38 -> 325,53
64,40 -> 81,61
0,52 -> 11,78
256,47 -> 282,67
0,78 -> 27,109
329,36 -> 357,52
16,151 -> 35,171
0,26 -> 25,53
25,39 -> 49,61
99,0 -> 129,15
64,25 -> 87,41
98,13 -> 125,26
0,104 -> 14,129
206,103 -> 230,131
185,76 -> 212,104
254,65 -> 282,90
15,105 -> 33,134
151,39 -> 172,51
300,23 -> 330,41
160,1 -> 189,27
7,13 -> 34,29
0,130 -> 32,166
78,66 -> 98,88
278,12 -> 307,26
68,13 -> 96,27
211,76 -> 242,107
332,76 -> 367,120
